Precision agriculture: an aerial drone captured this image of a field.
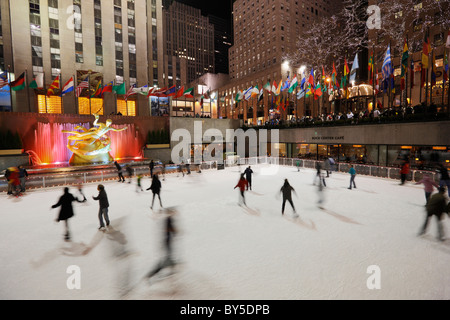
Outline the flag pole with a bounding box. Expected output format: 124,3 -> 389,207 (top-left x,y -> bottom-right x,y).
6,66 -> 13,112
25,69 -> 31,112
425,27 -> 430,109
43,71 -> 48,113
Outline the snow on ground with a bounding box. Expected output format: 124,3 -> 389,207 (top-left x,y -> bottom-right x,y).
1,164 -> 449,300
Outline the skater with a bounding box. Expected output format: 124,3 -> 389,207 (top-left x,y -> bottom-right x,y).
328,157 -> 336,172
149,160 -> 154,178
400,160 -> 410,185
147,174 -> 163,209
296,159 -> 301,172
92,184 -> 110,230
415,174 -> 439,204
146,207 -> 178,280
74,177 -> 87,202
136,174 -> 143,192
348,165 -> 356,190
51,187 -> 84,240
437,164 -> 450,197
234,173 -> 248,206
280,179 -> 297,215
125,164 -> 133,183
161,163 -> 166,181
177,162 -> 185,177
244,166 -> 254,190
323,158 -> 331,177
315,162 -> 326,187
418,187 -> 449,241
9,167 -> 21,197
114,161 -> 125,182
186,162 -> 191,175
18,165 -> 28,192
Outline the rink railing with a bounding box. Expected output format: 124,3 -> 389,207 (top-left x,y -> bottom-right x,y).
0,157 -> 440,193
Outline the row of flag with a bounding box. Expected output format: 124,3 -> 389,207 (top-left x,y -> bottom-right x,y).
0,72 -> 197,102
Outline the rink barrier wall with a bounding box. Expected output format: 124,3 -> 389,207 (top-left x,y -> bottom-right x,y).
0,157 -> 440,193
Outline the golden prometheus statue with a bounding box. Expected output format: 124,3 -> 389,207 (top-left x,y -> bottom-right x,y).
62,114 -> 127,165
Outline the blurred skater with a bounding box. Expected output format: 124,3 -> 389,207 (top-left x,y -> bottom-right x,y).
146,207 -> 178,281
5,167 -> 12,195
418,187 -> 449,241
244,166 -> 254,190
177,162 -> 185,177
9,167 -> 21,197
114,161 -> 125,183
92,184 -> 110,231
314,162 -> 326,187
51,187 -> 84,240
125,164 -> 133,183
437,164 -> 450,197
136,174 -> 143,192
348,165 -> 357,190
74,177 -> 87,202
234,174 -> 248,206
296,159 -> 301,172
415,174 -> 439,204
280,179 -> 297,216
147,174 -> 163,209
161,163 -> 166,181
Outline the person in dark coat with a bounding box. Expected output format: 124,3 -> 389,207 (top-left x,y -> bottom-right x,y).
280,179 -> 297,216
244,166 -> 254,190
51,187 -> 84,240
114,161 -> 125,182
18,165 -> 28,192
147,174 -> 163,209
438,164 -> 450,197
5,167 -> 12,195
418,186 -> 449,241
92,184 -> 110,230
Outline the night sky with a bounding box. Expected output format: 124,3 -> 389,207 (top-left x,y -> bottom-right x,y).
175,0 -> 233,20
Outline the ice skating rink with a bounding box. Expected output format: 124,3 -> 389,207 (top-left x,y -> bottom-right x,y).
1,164 -> 449,300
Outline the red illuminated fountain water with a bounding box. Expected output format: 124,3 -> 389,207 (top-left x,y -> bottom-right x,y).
31,122 -> 143,167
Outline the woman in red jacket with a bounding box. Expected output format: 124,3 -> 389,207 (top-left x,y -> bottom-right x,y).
400,160 -> 410,185
234,174 -> 248,206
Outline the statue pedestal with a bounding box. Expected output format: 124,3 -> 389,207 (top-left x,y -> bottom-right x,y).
69,152 -> 114,165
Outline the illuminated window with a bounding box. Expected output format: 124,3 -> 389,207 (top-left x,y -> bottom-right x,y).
78,97 -> 104,115
37,94 -> 62,113
117,99 -> 136,116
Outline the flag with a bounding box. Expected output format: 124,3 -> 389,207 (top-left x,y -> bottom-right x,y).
125,83 -> 137,101
102,81 -> 114,95
11,72 -> 26,92
422,29 -> 431,69
401,41 -> 409,91
134,85 -> 149,96
76,76 -> 90,97
288,75 -> 298,94
281,77 -> 290,91
350,53 -> 359,83
375,71 -> 380,94
297,89 -> 305,100
382,45 -> 392,82
29,73 -> 44,89
390,63 -> 395,94
410,60 -> 415,89
165,85 -> 177,97
258,88 -> 264,102
431,50 -> 437,87
46,75 -> 60,96
300,74 -> 306,90
235,91 -> 243,103
280,96 -> 286,111
112,82 -> 126,95
444,50 -> 449,85
251,86 -> 259,99
314,82 -> 323,100
244,86 -> 253,100
276,80 -> 282,96
368,52 -> 374,84
446,30 -> 450,48
61,77 -> 74,96
175,86 -> 184,99
0,72 -> 8,88
306,84 -> 313,97
308,68 -> 315,86
343,58 -> 350,88
271,80 -> 278,94
183,87 -> 194,99
263,81 -> 272,93
91,80 -> 102,98
331,62 -> 337,87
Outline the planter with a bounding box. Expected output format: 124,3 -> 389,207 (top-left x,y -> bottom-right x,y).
146,144 -> 170,149
0,149 -> 24,156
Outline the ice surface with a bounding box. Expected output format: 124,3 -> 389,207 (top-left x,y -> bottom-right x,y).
1,164 -> 449,300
